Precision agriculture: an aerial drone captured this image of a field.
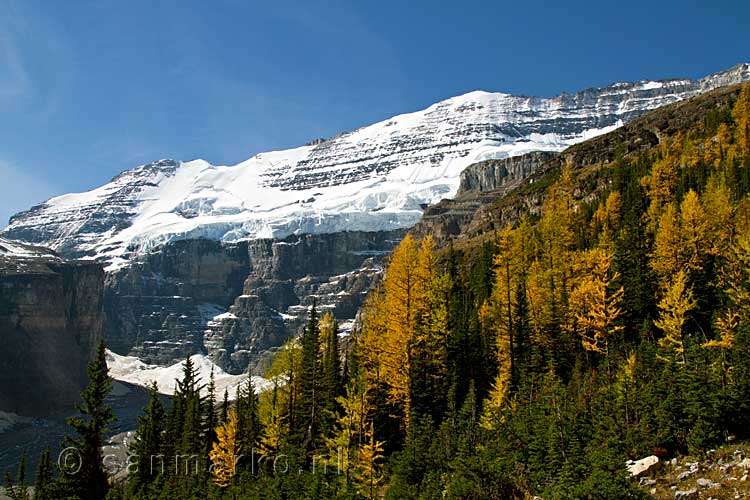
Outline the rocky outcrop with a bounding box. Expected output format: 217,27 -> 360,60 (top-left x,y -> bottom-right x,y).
104,230 -> 404,373
412,151 -> 556,244
0,249 -> 104,416
104,238 -> 250,363
457,151 -> 557,194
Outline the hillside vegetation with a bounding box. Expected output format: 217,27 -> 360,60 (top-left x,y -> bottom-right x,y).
5,84 -> 750,500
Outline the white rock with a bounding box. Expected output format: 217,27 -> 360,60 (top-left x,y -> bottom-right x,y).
627,455 -> 659,476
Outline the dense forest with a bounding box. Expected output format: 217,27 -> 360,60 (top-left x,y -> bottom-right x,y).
5,85 -> 750,500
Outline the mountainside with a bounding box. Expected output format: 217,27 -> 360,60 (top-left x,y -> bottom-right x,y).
2,64 -> 749,376
341,83 -> 750,500
4,64 -> 749,264
416,82 -> 750,251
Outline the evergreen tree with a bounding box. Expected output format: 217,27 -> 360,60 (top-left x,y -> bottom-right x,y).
237,373 -> 261,464
299,300 -> 321,454
319,312 -> 342,436
61,339 -> 115,500
33,449 -> 54,500
204,367 -> 217,456
129,382 -> 165,494
3,450 -> 27,500
221,388 -> 229,425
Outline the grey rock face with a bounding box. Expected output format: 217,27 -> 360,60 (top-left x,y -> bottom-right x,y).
104,238 -> 250,363
458,151 -> 558,193
104,230 -> 403,373
0,253 -> 104,416
412,151 -> 556,244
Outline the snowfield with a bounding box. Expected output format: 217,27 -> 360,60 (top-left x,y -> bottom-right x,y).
106,350 -> 270,400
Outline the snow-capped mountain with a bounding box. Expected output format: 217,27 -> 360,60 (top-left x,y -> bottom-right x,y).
4,63 -> 750,266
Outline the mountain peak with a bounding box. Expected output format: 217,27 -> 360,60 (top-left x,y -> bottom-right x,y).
3,64 -> 749,267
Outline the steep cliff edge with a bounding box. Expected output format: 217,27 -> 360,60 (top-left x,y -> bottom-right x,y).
0,238 -> 103,416
104,229 -> 403,374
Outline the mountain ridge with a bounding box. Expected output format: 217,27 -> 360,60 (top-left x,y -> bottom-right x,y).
4,64 -> 749,268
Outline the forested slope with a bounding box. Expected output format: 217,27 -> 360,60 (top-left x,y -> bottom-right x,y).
7,83 -> 750,500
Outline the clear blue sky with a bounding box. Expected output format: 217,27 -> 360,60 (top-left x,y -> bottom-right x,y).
1,0 -> 748,227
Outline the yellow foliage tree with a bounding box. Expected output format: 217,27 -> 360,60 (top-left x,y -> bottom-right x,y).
534,165 -> 578,338
654,270 -> 696,364
480,220 -> 538,427
209,410 -> 240,488
646,135 -> 680,225
361,234 -> 441,430
592,191 -> 622,250
258,339 -> 302,456
482,225 -> 517,415
679,189 -> 709,274
323,379 -> 369,482
652,201 -> 683,284
352,422 -> 384,500
702,176 -> 735,260
708,233 -> 750,352
569,248 -> 624,357
478,299 -> 512,430
732,84 -> 750,158
258,381 -> 284,457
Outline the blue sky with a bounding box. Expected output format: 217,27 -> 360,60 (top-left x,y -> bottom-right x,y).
1,0 -> 748,227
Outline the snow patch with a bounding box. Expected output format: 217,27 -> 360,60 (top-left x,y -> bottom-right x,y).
106,350 -> 270,400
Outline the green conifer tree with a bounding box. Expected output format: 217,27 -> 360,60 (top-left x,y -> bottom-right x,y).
129,382 -> 165,494
61,339 -> 116,500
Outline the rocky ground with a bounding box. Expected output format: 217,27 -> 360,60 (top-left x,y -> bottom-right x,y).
635,444 -> 750,499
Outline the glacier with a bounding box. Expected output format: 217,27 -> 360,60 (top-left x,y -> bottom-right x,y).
3,63 -> 749,268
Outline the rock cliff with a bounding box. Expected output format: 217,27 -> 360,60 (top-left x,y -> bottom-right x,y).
104,230 -> 403,374
0,239 -> 104,416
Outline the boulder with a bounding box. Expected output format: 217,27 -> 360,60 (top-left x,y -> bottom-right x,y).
676,470 -> 696,481
673,488 -> 698,500
627,455 -> 659,476
696,478 -> 716,488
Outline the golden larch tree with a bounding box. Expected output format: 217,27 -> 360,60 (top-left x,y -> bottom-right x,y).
654,270 -> 696,364
353,422 -> 384,500
569,248 -> 624,357
732,84 -> 750,158
652,201 -> 683,285
362,234 -> 439,430
679,190 -> 709,274
210,410 -> 240,488
323,379 -> 369,482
